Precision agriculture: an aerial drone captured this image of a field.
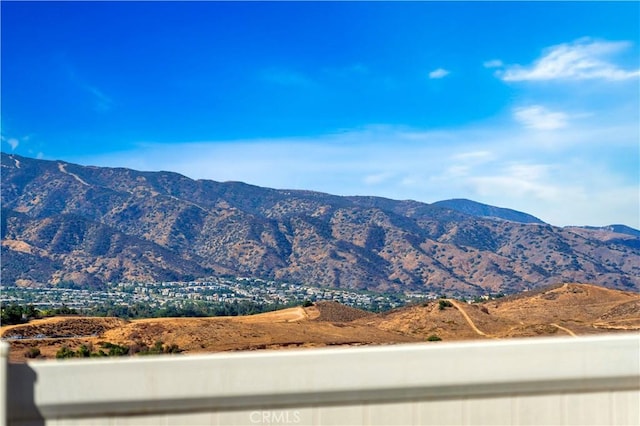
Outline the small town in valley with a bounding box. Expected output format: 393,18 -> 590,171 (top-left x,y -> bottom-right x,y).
0,277 -> 429,314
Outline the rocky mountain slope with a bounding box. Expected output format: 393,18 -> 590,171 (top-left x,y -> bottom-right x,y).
2,153 -> 639,296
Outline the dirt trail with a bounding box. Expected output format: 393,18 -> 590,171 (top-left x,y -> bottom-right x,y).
447,299 -> 492,338
58,163 -> 89,186
550,323 -> 577,337
593,318 -> 640,330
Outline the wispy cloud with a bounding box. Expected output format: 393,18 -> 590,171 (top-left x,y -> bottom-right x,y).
495,38 -> 640,82
363,172 -> 395,185
428,68 -> 450,79
62,62 -> 114,112
465,161 -> 638,227
1,136 -> 20,150
513,105 -> 569,130
84,85 -> 113,112
0,133 -> 43,158
483,59 -> 503,68
1,133 -> 33,151
72,105 -> 639,229
452,150 -> 493,162
469,163 -> 561,200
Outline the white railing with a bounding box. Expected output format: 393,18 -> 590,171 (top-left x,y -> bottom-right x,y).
2,334 -> 639,425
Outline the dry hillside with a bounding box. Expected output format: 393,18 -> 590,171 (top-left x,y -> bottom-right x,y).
2,283 -> 638,363
367,283 -> 639,340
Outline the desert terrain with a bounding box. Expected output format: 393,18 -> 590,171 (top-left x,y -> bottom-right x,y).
2,283 -> 638,363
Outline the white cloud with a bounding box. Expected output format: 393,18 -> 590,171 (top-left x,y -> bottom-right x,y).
497,38 -> 640,82
7,138 -> 19,150
466,162 -> 639,227
444,151 -> 494,178
513,105 -> 569,130
469,164 -> 562,200
452,150 -> 493,162
1,134 -> 29,150
71,108 -> 639,229
483,59 -> 503,68
428,68 -> 450,79
363,172 -> 395,185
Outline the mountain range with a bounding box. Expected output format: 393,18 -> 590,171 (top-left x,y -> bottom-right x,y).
2,153 -> 639,296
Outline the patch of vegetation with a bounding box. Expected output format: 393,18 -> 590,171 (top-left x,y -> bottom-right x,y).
44,305 -> 79,316
53,340 -> 182,360
302,300 -> 314,307
438,300 -> 453,310
55,346 -> 77,359
99,341 -> 130,356
1,303 -> 78,326
24,347 -> 41,359
427,335 -> 442,341
136,340 -> 182,356
1,304 -> 39,325
76,344 -> 92,358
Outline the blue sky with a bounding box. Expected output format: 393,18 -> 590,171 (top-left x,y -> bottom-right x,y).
2,1 -> 639,228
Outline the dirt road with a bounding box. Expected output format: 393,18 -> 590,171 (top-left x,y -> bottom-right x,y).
447,299 -> 492,338
550,323 -> 577,337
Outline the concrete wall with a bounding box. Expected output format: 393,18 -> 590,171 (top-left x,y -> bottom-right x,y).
2,334 -> 638,426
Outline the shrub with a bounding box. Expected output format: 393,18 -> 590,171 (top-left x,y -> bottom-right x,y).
56,346 -> 76,359
138,340 -> 165,356
164,343 -> 182,354
24,347 -> 41,359
438,300 -> 453,310
138,340 -> 182,355
76,344 -> 91,358
99,341 -> 129,356
302,300 -> 313,307
427,335 -> 442,342
151,340 -> 165,354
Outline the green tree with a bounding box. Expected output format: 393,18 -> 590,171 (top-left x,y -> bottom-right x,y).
56,346 -> 76,359
76,344 -> 91,358
1,304 -> 25,325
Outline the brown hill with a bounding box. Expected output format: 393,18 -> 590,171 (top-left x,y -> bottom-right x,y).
2,153 -> 639,296
367,283 -> 639,341
3,283 -> 637,363
308,301 -> 374,322
2,305 -> 415,363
